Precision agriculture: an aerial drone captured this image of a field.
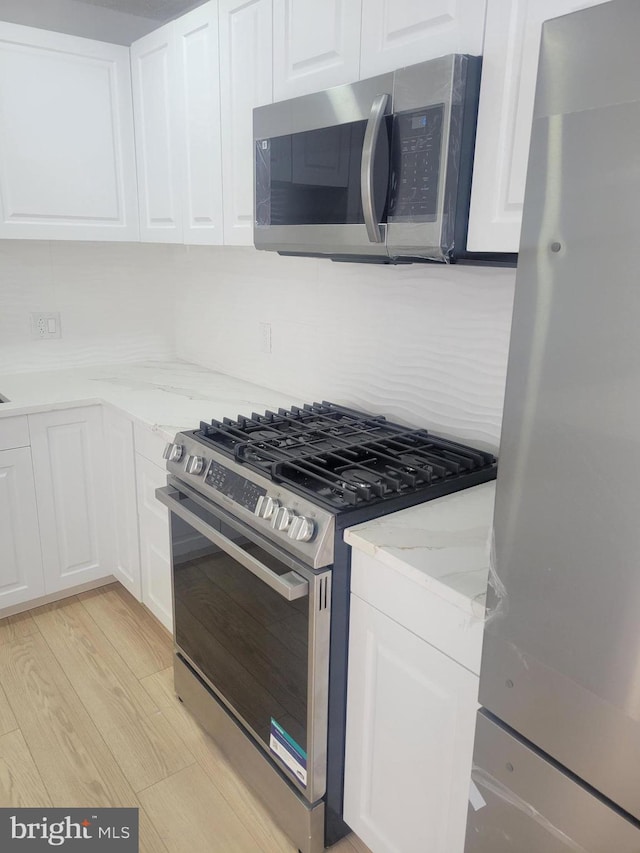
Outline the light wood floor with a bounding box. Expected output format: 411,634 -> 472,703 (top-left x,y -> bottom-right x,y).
0,583 -> 371,853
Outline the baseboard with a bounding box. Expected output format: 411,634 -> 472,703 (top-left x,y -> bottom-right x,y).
0,575 -> 117,619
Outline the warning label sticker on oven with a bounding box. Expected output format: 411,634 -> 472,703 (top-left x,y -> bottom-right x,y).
269,718 -> 307,787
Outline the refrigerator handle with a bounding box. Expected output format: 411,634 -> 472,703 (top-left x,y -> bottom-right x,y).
361,93 -> 390,243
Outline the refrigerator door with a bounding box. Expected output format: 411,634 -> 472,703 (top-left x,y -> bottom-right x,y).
480,0 -> 640,823
466,712 -> 640,853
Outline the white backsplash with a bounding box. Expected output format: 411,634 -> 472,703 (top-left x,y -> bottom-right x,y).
174,247 -> 516,452
0,241 -> 177,373
0,241 -> 516,451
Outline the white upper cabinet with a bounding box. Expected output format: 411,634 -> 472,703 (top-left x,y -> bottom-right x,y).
219,0 -> 273,245
467,0 -> 608,253
360,0 -> 487,78
273,0 -> 361,100
174,2 -> 224,245
131,25 -> 180,242
0,23 -> 138,241
131,2 -> 224,245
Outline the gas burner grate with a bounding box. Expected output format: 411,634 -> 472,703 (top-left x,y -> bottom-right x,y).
197,402 -> 496,510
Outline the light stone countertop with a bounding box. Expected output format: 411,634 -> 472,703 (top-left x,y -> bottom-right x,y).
0,359 -> 495,616
345,480 -> 496,615
0,360 -> 297,441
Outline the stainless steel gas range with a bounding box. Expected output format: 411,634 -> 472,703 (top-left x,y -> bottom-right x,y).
156,402 -> 496,853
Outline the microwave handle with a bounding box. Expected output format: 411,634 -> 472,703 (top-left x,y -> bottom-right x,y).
361,93 -> 390,243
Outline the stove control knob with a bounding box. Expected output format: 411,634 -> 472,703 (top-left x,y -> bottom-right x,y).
288,515 -> 315,543
186,455 -> 205,475
272,506 -> 295,531
255,496 -> 279,519
165,443 -> 184,462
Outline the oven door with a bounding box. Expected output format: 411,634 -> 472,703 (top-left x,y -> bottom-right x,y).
156,482 -> 330,803
253,73 -> 394,257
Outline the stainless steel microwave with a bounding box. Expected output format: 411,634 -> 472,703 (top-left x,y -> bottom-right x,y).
253,54 -> 494,264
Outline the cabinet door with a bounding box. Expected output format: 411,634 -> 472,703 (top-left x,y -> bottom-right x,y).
131,23 -> 182,242
29,407 -> 112,594
104,408 -> 141,599
273,0 -> 361,100
0,447 -> 45,610
344,595 -> 479,853
0,23 -> 138,241
466,0 -> 608,253
219,0 -> 273,245
135,454 -> 173,632
360,0 -> 486,79
174,1 -> 224,246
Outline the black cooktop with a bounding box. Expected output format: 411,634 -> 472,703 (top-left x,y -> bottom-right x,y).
196,402 -> 497,512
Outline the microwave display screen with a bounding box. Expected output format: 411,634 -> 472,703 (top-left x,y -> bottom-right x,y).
255,118 -> 390,228
388,104 -> 444,222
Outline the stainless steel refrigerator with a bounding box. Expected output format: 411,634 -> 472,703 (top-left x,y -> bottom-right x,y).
466,2 -> 640,850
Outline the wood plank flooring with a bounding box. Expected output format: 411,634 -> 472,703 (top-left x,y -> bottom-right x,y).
0,583 -> 371,853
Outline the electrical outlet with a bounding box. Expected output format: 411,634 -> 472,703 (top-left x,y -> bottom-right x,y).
31,312 -> 62,340
260,322 -> 272,354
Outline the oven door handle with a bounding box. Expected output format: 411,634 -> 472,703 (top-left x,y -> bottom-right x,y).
156,486 -> 309,602
361,92 -> 390,244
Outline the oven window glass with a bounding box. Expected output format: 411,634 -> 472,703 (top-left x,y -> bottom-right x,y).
255,118 -> 391,227
171,497 -> 309,761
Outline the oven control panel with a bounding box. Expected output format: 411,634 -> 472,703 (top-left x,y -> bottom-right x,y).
164,432 -> 335,568
204,460 -> 267,512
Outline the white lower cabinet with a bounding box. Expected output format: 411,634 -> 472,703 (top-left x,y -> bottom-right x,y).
0,446 -> 45,609
29,407 -> 112,595
104,408 -> 142,599
136,453 -> 173,632
0,406 -> 177,630
344,594 -> 479,853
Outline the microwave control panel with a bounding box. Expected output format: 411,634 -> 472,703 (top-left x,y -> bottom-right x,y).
389,104 -> 444,222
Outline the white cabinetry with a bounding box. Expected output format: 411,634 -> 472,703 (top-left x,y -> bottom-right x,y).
0,446 -> 45,609
467,0 -> 607,253
174,3 -> 224,245
273,0 -> 361,100
131,1 -> 223,245
360,0 -> 487,79
345,543 -> 483,853
29,407 -> 112,595
104,407 -> 141,599
345,595 -> 478,853
130,26 -> 179,242
136,453 -> 173,632
0,23 -> 138,241
219,0 -> 273,245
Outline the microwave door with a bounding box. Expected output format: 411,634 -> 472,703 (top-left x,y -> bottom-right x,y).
254,75 -> 394,257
